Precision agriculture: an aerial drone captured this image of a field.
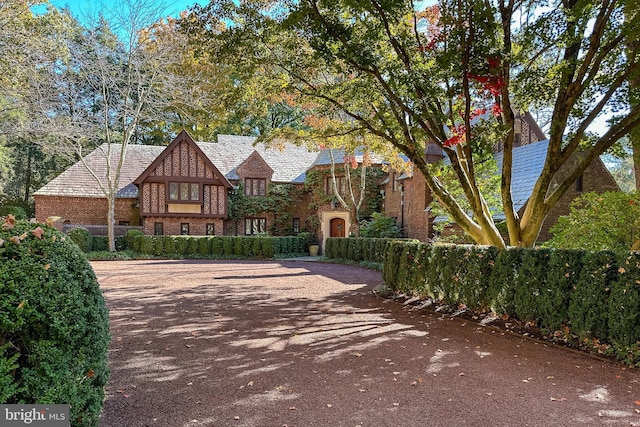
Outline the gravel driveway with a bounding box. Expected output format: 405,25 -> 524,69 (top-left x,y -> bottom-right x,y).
94,259 -> 640,427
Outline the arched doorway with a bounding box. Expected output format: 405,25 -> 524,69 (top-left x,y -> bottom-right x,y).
330,218 -> 346,237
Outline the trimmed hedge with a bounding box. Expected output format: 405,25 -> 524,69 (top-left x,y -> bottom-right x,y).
328,237 -> 405,265
379,239 -> 640,364
67,227 -> 93,253
125,234 -> 306,259
1,219 -> 110,426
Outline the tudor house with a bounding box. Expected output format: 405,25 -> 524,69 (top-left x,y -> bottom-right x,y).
34,130 -> 377,245
34,115 -> 620,246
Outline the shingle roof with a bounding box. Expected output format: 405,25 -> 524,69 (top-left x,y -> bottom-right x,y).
34,134 -> 322,198
34,144 -> 164,198
196,135 -> 319,183
310,147 -> 386,167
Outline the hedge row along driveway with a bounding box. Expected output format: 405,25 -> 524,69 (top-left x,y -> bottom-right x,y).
95,260 -> 640,427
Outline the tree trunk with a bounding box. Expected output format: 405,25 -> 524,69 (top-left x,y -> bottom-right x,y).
107,195 -> 116,252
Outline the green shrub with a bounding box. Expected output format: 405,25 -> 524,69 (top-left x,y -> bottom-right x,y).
0,205 -> 27,220
546,191 -> 640,252
0,219 -> 110,426
488,247 -> 523,315
124,229 -> 144,250
539,249 -> 583,331
609,253 -> 640,352
198,237 -> 212,255
153,236 -> 166,256
568,251 -> 615,341
175,236 -> 189,254
211,237 -> 224,255
139,236 -> 154,255
457,245 -> 499,311
396,242 -> 431,297
325,238 -> 336,258
279,237 -> 292,255
261,238 -> 275,258
92,237 -> 108,252
163,236 -> 177,254
185,237 -> 198,255
252,237 -> 262,257
67,227 -> 94,253
233,237 -> 243,256
427,245 -> 449,301
360,212 -> 402,238
383,240 -> 405,289
223,237 -> 234,255
513,248 -> 551,324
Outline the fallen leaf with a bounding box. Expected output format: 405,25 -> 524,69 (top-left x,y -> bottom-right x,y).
17,301 -> 25,309
635,400 -> 640,405
31,227 -> 45,239
2,215 -> 15,229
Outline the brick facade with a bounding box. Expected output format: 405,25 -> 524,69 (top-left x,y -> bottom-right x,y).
35,195 -> 140,228
142,217 -> 225,236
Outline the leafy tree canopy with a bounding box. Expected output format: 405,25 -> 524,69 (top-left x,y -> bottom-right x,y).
183,0 -> 640,247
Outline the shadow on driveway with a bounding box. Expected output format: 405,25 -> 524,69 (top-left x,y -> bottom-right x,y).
94,260 -> 640,427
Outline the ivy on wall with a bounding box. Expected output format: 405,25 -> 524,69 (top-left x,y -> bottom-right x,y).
227,183 -> 308,235
304,166 -> 385,225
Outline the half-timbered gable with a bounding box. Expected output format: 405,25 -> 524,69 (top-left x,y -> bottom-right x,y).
133,130 -> 232,219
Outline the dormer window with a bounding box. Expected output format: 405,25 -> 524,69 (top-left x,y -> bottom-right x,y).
245,178 -> 266,196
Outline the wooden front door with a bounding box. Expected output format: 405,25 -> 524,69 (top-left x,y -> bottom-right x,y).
330,218 -> 346,237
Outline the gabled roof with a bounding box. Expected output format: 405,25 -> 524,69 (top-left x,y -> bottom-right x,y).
196,135 -> 319,183
33,144 -> 164,198
133,130 -> 232,188
34,133 -> 322,198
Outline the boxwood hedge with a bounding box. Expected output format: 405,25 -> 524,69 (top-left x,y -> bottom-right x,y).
0,217 -> 110,426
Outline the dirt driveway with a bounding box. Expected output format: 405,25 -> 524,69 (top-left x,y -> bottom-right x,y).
94,260 -> 640,427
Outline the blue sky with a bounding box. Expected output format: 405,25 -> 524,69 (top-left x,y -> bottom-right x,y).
46,0 -> 204,22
